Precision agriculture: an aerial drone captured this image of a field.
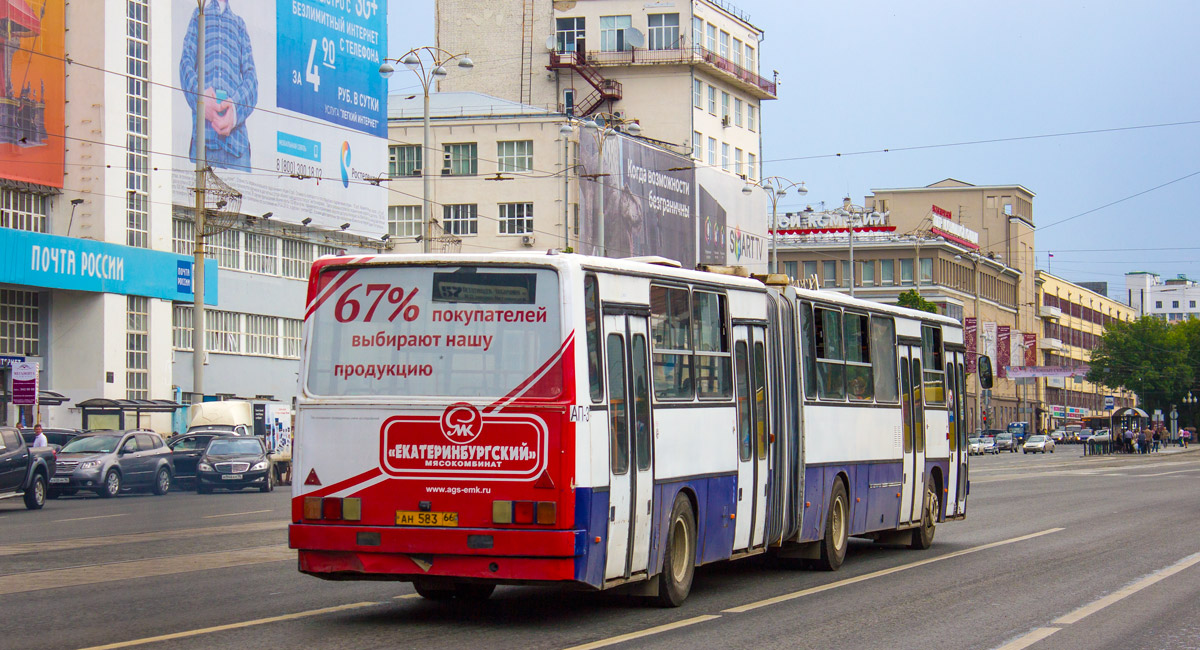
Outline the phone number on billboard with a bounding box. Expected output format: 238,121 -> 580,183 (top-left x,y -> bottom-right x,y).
276,158 -> 323,179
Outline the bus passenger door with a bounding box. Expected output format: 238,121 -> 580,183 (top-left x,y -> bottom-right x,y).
603,314 -> 654,580
733,325 -> 770,551
945,353 -> 967,518
899,345 -> 926,524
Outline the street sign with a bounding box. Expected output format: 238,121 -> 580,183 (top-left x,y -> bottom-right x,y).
1104,395 -> 1115,410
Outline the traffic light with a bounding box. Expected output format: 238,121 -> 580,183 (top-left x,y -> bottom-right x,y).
982,412 -> 988,426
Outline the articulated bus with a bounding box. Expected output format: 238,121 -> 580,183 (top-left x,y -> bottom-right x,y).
290,252 -> 970,605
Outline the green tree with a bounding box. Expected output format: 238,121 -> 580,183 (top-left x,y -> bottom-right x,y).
1087,317 -> 1193,410
896,289 -> 938,314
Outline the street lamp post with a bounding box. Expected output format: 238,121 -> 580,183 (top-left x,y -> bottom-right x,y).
742,176 -> 806,275
832,199 -> 879,298
957,251 -> 984,432
575,113 -> 641,257
380,48 -> 474,254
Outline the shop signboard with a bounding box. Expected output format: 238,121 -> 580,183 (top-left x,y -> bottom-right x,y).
11,361 -> 38,406
170,0 -> 389,236
0,227 -> 218,303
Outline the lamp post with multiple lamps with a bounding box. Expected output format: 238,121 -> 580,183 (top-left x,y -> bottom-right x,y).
956,250 -> 985,432
742,176 -> 806,275
831,198 -> 882,298
380,47 -> 473,254
570,113 -> 641,257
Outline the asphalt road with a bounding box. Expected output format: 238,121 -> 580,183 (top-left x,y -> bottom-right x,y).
2,446 -> 1199,650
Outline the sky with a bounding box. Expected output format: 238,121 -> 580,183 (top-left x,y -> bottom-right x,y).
388,1 -> 1200,298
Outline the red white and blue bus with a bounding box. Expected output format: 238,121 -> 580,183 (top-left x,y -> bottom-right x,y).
289,252 -> 970,605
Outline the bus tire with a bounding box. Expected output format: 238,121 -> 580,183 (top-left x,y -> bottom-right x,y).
656,493 -> 696,607
910,482 -> 938,550
814,480 -> 848,571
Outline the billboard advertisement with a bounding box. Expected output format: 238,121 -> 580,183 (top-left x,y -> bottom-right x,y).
997,325 -> 1010,379
578,131 -> 696,266
171,0 -> 388,236
0,0 -> 63,187
965,317 -> 976,373
697,166 -> 767,272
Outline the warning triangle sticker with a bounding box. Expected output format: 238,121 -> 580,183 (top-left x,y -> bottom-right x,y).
533,469 -> 555,490
304,469 -> 322,486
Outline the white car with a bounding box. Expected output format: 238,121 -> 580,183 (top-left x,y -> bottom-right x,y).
1023,435 -> 1055,454
968,437 -> 983,455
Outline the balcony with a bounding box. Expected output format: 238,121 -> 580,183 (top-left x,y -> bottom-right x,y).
575,46 -> 776,100
1038,337 -> 1063,351
1040,305 -> 1062,320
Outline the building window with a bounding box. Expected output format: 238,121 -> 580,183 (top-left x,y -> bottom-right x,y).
172,304 -> 192,351
172,217 -> 194,255
315,244 -> 341,259
1191,301 -> 1197,309
707,137 -> 717,166
245,315 -> 280,357
861,261 -> 875,287
732,38 -> 743,67
556,17 -> 584,52
388,144 -> 421,177
1173,300 -> 1180,308
207,310 -> 241,354
745,45 -> 755,73
692,131 -> 702,160
281,239 -> 314,280
707,85 -> 716,114
901,258 -> 914,285
126,296 -> 149,399
389,205 -> 422,238
497,140 -> 533,172
125,0 -> 150,249
748,105 -> 757,132
443,204 -> 479,236
208,229 -> 240,270
719,30 -> 730,59
600,15 -> 632,51
734,98 -> 743,127
0,190 -> 48,233
706,23 -> 716,52
841,261 -> 851,287
693,79 -> 702,108
499,202 -> 534,235
647,13 -> 679,50
1155,301 -> 1163,309
563,88 -> 575,115
243,233 -> 278,275
920,258 -> 933,285
692,17 -> 703,49
721,91 -> 730,120
822,261 -> 837,287
803,261 -> 817,281
283,319 -> 303,359
443,143 -> 477,176
747,153 -> 756,181
0,289 -> 38,356
881,259 -> 895,286
721,143 -> 730,171
735,148 -> 743,176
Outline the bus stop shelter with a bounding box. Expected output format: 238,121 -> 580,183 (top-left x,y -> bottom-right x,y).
75,398 -> 184,431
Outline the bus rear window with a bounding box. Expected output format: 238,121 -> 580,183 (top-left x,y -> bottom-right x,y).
304,265 -> 562,399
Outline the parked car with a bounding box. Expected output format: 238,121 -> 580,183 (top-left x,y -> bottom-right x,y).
1023,435 -> 1056,454
196,437 -> 274,494
968,437 -> 983,456
21,428 -> 83,450
979,435 -> 999,454
0,426 -> 55,509
169,431 -> 236,486
994,432 -> 1019,452
52,430 -> 174,498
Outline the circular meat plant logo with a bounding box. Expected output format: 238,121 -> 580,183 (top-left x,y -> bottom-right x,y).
440,402 -> 483,444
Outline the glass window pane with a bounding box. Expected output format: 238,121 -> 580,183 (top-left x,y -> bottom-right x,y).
801,303 -> 817,399
585,276 -> 603,402
735,341 -> 751,461
632,334 -> 651,470
870,317 -> 898,402
607,334 -> 629,475
753,341 -> 767,460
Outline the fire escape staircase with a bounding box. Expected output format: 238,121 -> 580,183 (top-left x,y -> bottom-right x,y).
547,50 -> 622,116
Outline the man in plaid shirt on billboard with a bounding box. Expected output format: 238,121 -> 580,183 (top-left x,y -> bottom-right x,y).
181,0 -> 258,172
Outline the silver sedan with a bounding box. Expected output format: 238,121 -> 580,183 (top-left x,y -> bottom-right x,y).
1023,434 -> 1056,454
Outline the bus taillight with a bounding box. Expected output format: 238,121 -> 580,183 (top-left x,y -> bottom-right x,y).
303,496 -> 362,522
492,500 -> 556,525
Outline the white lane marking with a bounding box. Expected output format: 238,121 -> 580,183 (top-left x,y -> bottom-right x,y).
75,601 -> 381,650
1052,551 -> 1200,625
562,615 -> 722,650
1136,468 -> 1200,477
52,513 -> 128,523
202,509 -> 274,519
0,545 -> 294,596
994,627 -> 1062,650
723,528 -> 1064,614
0,521 -> 286,557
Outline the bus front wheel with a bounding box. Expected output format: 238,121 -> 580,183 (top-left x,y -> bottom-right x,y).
656,493 -> 696,607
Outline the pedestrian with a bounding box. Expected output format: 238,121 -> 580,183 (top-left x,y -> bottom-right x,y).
1152,429 -> 1161,452
1123,427 -> 1134,453
1138,429 -> 1148,454
31,423 -> 47,448
1183,429 -> 1192,449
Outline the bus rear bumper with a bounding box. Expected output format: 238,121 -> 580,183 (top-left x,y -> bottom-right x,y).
290,523 -> 585,585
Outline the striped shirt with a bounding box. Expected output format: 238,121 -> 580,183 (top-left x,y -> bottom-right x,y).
180,1 -> 257,159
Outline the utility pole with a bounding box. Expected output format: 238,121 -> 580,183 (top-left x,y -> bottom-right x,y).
192,2 -> 207,401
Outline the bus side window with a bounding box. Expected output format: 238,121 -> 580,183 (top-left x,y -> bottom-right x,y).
922,325 -> 945,404
800,302 -> 817,400
585,275 -> 603,402
844,312 -> 873,401
753,341 -> 768,460
814,307 -> 845,400
735,341 -> 751,461
870,316 -> 898,402
650,285 -> 694,399
692,291 -> 732,398
607,334 -> 629,475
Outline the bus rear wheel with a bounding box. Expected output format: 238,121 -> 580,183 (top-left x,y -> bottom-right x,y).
656,493 -> 696,607
910,482 -> 938,550
814,480 -> 848,571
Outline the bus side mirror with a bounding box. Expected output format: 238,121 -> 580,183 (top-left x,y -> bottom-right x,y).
978,356 -> 994,390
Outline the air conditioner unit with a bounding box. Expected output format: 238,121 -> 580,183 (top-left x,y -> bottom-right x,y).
411,168 -> 421,176
721,115 -> 731,127
612,110 -> 625,120
521,234 -> 536,247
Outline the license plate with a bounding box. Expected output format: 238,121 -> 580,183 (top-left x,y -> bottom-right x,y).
50,477 -> 69,484
396,510 -> 458,527
222,474 -> 243,480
